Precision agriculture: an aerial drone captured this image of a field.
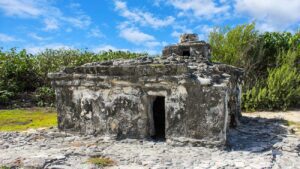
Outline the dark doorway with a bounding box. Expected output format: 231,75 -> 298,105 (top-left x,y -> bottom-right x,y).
152,96 -> 165,139
182,50 -> 190,56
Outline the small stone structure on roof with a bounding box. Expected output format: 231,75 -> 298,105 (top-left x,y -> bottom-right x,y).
48,33 -> 243,147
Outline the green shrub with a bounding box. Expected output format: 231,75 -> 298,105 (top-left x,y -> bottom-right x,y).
209,23 -> 259,66
243,50 -> 300,111
210,23 -> 300,111
35,87 -> 55,107
209,23 -> 267,89
0,90 -> 14,104
34,49 -> 144,84
0,48 -> 144,107
0,49 -> 41,93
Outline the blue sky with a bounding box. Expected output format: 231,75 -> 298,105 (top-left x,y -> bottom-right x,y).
0,0 -> 299,55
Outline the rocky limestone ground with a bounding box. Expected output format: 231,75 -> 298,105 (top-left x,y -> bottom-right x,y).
0,115 -> 300,169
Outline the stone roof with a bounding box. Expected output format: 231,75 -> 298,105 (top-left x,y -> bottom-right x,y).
48,34 -> 243,87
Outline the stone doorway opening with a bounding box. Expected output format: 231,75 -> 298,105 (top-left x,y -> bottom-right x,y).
152,96 -> 165,140
182,50 -> 190,56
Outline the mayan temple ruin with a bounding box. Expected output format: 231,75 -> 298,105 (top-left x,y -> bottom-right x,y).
48,34 -> 243,147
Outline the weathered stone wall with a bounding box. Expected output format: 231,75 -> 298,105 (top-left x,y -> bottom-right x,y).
167,84 -> 228,146
215,64 -> 243,126
55,85 -> 148,137
49,34 -> 243,147
50,62 -> 230,146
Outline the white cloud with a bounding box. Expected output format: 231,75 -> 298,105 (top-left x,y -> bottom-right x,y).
69,3 -> 81,9
235,0 -> 300,31
28,33 -> 48,41
171,25 -> 193,39
118,25 -> 162,49
25,43 -> 73,54
142,14 -> 175,28
88,28 -> 105,38
0,33 -> 17,42
167,0 -> 230,19
0,0 -> 91,31
61,15 -> 91,29
115,1 -> 126,9
171,31 -> 182,38
255,23 -> 278,32
0,0 -> 42,18
119,27 -> 155,44
161,41 -> 168,47
114,0 -> 175,28
145,41 -> 161,48
197,25 -> 213,34
43,18 -> 59,31
171,24 -> 213,40
153,0 -> 164,6
195,25 -> 213,40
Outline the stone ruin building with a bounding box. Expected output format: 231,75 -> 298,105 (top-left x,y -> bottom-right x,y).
48,34 -> 243,147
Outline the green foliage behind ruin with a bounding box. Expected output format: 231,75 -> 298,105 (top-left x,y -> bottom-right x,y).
0,49 -> 144,108
209,23 -> 300,111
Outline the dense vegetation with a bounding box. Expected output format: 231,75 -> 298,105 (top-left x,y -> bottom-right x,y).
0,49 -> 144,108
209,23 -> 300,111
0,23 -> 299,111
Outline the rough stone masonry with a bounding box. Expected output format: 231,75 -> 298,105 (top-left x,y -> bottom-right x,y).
48,33 -> 243,147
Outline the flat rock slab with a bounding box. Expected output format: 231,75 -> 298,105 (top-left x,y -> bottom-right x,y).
0,116 -> 299,169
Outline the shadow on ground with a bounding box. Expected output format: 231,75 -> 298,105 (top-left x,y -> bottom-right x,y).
226,116 -> 290,152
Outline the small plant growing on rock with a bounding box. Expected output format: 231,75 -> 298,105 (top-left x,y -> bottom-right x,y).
87,156 -> 115,167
